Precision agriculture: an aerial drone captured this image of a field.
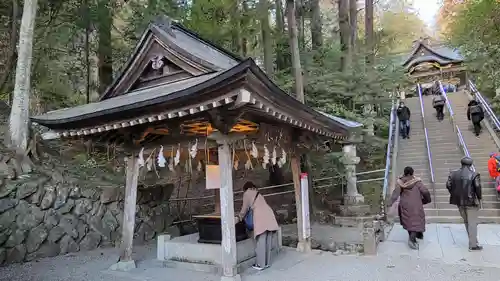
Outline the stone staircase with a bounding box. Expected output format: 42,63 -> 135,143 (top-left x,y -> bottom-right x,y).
421,95 -> 466,223
394,97 -> 444,221
394,93 -> 500,223
446,91 -> 500,221
425,92 -> 500,223
396,97 -> 432,196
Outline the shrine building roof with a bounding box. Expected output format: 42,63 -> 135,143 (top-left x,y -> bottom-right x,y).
402,40 -> 463,70
31,17 -> 362,142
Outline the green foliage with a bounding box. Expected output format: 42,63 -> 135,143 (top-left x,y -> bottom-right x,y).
447,0 -> 500,97
275,42 -> 409,130
376,9 -> 428,55
0,0 -> 416,187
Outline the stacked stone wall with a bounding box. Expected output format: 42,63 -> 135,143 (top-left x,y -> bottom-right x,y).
0,171 -> 175,265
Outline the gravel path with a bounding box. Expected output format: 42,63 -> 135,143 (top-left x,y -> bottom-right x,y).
2,244 -> 500,281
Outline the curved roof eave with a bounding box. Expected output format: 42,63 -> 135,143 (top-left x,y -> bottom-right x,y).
32,59 -> 360,138
402,42 -> 464,67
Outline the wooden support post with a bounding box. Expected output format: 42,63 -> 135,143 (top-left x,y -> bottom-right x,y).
217,139 -> 241,281
291,155 -> 310,252
110,153 -> 139,271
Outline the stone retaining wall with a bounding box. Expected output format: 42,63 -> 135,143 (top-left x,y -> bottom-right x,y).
0,172 -> 175,265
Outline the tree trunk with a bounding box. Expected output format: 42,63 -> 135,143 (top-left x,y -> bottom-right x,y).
97,0 -> 113,94
84,0 -> 91,103
310,0 -> 323,51
349,0 -> 358,52
230,0 -> 242,55
0,0 -> 19,98
338,0 -> 351,71
296,0 -> 305,50
239,0 -> 249,57
8,0 -> 38,155
275,0 -> 289,70
259,0 -> 273,75
365,0 -> 374,63
286,0 -> 304,103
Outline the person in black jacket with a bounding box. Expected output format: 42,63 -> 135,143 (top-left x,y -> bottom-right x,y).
397,101 -> 411,139
467,100 -> 485,137
446,157 -> 483,251
432,93 -> 446,121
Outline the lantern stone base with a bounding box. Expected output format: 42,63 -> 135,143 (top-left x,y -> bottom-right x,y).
343,194 -> 365,205
338,203 -> 371,217
157,228 -> 282,275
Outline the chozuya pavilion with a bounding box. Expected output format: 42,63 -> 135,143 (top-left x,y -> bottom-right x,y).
32,17 -> 363,281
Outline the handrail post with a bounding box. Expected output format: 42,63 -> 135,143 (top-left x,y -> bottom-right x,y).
417,84 -> 437,209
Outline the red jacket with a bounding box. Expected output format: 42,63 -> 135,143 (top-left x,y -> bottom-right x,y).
488,154 -> 500,178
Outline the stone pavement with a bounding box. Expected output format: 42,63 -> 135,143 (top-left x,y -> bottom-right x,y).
3,233 -> 500,281
379,223 -> 500,268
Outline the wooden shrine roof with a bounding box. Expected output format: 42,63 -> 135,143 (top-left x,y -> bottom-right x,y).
31,17 -> 362,142
402,40 -> 463,71
32,59 -> 362,140
100,16 -> 241,100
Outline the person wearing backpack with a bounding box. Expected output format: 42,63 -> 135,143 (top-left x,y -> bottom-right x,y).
487,152 -> 500,193
432,93 -> 446,121
467,100 -> 485,137
236,181 -> 279,270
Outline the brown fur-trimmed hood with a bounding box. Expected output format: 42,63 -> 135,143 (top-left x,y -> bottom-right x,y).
397,175 -> 422,189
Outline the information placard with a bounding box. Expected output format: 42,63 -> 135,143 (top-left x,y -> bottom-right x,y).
206,165 -> 221,189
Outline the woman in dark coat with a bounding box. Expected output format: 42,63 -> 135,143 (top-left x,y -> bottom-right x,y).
388,166 -> 431,249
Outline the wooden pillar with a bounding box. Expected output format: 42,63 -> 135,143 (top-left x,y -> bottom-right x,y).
121,154 -> 139,260
217,138 -> 240,281
291,155 -> 310,252
110,153 -> 139,271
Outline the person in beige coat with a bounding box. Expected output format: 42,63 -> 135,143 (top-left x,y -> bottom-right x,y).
236,181 -> 279,270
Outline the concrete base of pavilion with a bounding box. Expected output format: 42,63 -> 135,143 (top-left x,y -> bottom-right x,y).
157,227 -> 283,275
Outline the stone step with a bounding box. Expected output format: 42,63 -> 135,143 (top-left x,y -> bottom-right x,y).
424,208 -> 500,217
429,201 -> 500,209
434,194 -> 498,201
400,156 -> 464,163
429,189 -> 496,197
410,135 -> 459,141
425,126 -> 457,132
426,216 -> 500,224
400,150 -> 462,157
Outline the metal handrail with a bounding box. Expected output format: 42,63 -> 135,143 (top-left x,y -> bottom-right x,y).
417,84 -> 437,208
468,80 -> 500,131
380,99 -> 397,218
438,81 -> 476,172
382,100 -> 396,200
